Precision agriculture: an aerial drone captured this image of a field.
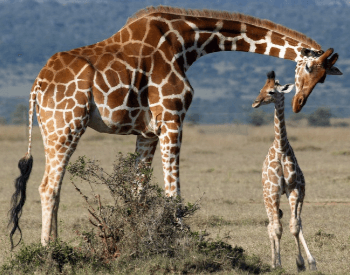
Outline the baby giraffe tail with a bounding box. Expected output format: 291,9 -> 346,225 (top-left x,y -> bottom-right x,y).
279,209 -> 283,219
8,85 -> 37,249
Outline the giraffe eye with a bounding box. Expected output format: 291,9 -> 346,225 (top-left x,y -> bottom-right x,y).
268,91 -> 275,95
305,63 -> 311,73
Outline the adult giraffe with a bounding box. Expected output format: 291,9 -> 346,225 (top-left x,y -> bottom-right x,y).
9,6 -> 342,248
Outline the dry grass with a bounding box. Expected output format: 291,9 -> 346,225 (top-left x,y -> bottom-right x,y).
1,119 -> 350,274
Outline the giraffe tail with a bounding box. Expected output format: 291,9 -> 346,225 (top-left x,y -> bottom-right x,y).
8,85 -> 37,249
278,209 -> 283,219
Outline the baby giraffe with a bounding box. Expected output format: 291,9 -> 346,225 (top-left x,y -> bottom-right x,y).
252,71 -> 317,271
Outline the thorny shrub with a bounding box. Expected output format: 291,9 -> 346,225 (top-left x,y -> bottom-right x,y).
64,153 -> 270,273
67,153 -> 200,261
0,240 -> 107,274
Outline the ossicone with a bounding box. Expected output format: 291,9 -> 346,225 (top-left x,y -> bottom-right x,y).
266,71 -> 275,79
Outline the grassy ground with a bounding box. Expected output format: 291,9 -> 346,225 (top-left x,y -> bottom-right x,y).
0,119 -> 349,274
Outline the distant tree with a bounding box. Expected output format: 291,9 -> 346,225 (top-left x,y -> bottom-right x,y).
307,107 -> 332,127
11,104 -> 28,125
248,109 -> 273,126
288,112 -> 308,122
332,121 -> 349,128
186,113 -> 200,125
0,116 -> 6,125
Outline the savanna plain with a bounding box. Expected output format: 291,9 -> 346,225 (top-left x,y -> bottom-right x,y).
0,119 -> 349,274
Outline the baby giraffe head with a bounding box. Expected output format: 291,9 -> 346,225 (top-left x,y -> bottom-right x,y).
252,71 -> 295,108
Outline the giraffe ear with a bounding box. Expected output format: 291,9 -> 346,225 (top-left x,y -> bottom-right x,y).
326,66 -> 343,75
277,84 -> 294,94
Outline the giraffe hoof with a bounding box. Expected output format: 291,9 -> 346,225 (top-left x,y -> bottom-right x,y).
308,260 -> 317,270
296,256 -> 306,272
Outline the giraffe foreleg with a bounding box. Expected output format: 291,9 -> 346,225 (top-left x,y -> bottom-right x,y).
272,202 -> 283,268
135,135 -> 159,164
263,187 -> 282,268
134,135 -> 159,197
159,123 -> 182,197
267,215 -> 277,268
157,122 -> 183,228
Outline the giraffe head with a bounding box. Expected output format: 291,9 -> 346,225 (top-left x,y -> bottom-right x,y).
252,71 -> 294,108
292,48 -> 342,113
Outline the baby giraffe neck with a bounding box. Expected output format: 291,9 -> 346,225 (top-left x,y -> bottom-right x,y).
273,96 -> 289,151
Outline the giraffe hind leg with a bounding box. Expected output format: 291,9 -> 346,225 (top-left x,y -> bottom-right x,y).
267,220 -> 277,268
288,190 -> 316,271
299,226 -> 317,270
288,192 -> 305,271
39,127 -> 86,246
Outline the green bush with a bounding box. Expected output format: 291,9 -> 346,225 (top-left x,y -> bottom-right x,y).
288,112 -> 308,122
66,153 -> 270,273
307,107 -> 332,127
332,121 -> 349,127
11,104 -> 28,125
249,109 -> 274,126
0,241 -> 107,274
0,116 -> 6,125
67,153 -> 201,261
186,113 -> 201,125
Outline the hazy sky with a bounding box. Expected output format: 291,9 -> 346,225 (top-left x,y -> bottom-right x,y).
3,0 -> 349,6
0,0 -> 347,98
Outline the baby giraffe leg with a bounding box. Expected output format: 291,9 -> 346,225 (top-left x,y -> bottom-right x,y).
264,189 -> 283,268
298,226 -> 317,270
273,204 -> 283,268
267,221 -> 276,267
288,189 -> 316,271
288,190 -> 305,271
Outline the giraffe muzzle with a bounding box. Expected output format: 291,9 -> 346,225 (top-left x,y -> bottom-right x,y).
292,94 -> 306,113
252,100 -> 261,108
298,97 -> 304,106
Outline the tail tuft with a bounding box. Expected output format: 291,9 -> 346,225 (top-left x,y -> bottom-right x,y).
18,156 -> 33,180
278,209 -> 283,219
8,155 -> 33,249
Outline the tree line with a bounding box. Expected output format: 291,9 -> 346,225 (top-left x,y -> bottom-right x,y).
248,107 -> 349,127
2,104 -> 348,127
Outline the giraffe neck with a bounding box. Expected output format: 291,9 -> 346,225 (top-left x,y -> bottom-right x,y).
114,9 -> 321,73
273,96 -> 289,152
136,13 -> 314,71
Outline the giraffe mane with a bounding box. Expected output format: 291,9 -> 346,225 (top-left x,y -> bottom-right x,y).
126,5 -> 321,50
